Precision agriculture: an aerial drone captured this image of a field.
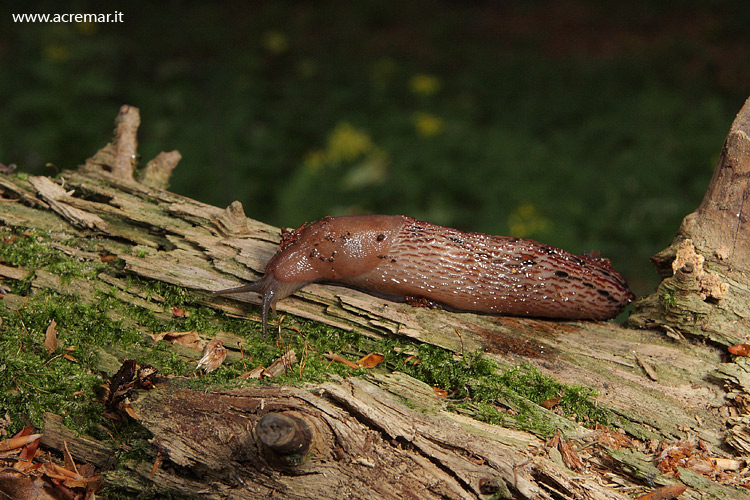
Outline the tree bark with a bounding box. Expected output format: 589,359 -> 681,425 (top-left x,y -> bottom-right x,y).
629,96 -> 750,346
3,102 -> 750,499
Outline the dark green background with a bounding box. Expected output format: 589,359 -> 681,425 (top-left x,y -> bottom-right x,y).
2,1 -> 749,295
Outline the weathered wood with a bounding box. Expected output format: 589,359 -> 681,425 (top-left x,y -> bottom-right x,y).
137,150 -> 181,189
40,413 -> 116,469
4,103 -> 750,499
630,96 -> 750,345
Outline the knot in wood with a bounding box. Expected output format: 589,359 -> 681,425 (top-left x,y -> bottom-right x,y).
478,477 -> 500,495
256,412 -> 312,457
674,262 -> 698,285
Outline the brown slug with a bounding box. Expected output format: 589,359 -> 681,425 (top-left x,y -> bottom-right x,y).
213,215 -> 635,336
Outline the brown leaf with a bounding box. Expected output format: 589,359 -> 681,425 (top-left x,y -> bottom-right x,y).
403,355 -> 421,365
62,353 -> 78,363
152,330 -> 203,351
356,352 -> 385,369
195,339 -> 227,373
546,429 -> 584,472
171,306 -> 189,318
18,433 -> 40,462
44,319 -> 58,353
150,451 -> 163,478
14,426 -> 35,438
593,424 -> 634,450
324,351 -> 359,369
123,404 -> 139,420
0,433 -> 43,452
634,484 -> 687,500
0,469 -> 61,500
729,344 -> 750,356
239,366 -> 265,379
540,397 -> 561,409
655,437 -> 701,476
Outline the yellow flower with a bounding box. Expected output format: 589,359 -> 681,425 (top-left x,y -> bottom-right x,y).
413,112 -> 444,138
327,122 -> 374,163
303,122 -> 389,187
262,31 -> 288,54
508,203 -> 551,237
303,149 -> 326,171
409,74 -> 441,96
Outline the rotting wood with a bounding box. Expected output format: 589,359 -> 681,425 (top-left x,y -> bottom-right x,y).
630,96 -> 750,346
3,103 -> 750,498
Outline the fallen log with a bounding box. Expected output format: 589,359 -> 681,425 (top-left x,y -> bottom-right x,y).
3,101 -> 750,498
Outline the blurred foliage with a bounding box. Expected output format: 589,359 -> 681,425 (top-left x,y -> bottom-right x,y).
1,0 -> 749,294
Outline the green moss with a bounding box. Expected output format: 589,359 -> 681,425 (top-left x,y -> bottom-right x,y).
392,347 -> 609,436
0,228 -> 103,280
0,226 -> 609,442
661,289 -> 678,307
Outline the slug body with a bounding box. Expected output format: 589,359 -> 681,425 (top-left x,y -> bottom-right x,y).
214,215 -> 634,335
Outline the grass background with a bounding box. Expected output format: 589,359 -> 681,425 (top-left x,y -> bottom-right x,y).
1,0 -> 749,295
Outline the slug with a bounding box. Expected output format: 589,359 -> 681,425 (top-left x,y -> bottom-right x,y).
213,215 -> 635,335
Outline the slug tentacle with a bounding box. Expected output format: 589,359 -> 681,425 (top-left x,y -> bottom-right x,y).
213,275 -> 304,337
213,215 -> 635,335
211,281 -> 265,297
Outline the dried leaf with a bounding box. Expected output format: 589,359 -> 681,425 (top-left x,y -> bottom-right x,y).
729,344 -> 750,356
171,306 -> 189,318
14,426 -> 35,438
63,353 -> 78,363
325,351 -> 359,369
18,433 -> 40,462
45,462 -> 78,479
44,319 -> 58,353
546,429 -> 584,472
654,437 -> 721,478
356,352 -> 385,369
239,366 -> 265,379
634,484 -> 687,500
593,424 -> 634,450
195,339 -> 227,373
123,404 -> 139,420
150,451 -> 163,478
540,397 -> 561,409
152,330 -> 203,351
0,469 -> 57,500
0,433 -> 43,452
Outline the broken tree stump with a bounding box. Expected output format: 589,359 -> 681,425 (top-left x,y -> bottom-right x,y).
629,96 -> 750,346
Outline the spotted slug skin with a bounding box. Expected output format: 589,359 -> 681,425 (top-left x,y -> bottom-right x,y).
213,215 -> 635,335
